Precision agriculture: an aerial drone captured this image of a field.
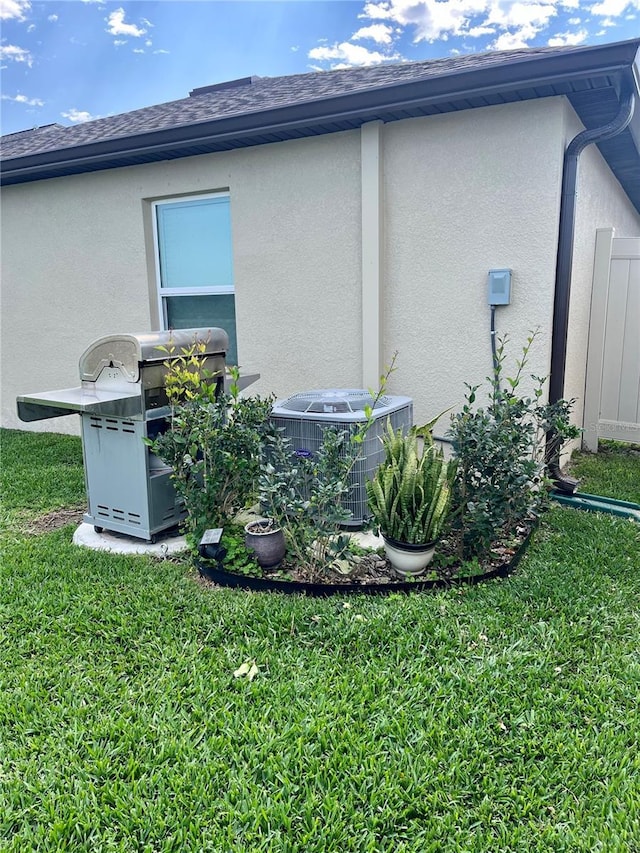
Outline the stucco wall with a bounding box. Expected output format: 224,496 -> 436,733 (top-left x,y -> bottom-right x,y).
1,171 -> 158,433
2,95 -> 638,441
0,131 -> 362,431
561,102 -> 640,440
382,98 -> 567,428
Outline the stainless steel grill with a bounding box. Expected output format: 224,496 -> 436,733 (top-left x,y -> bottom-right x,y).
17,328 -> 229,542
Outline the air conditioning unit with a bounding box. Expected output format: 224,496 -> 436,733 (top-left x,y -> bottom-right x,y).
270,389 -> 413,527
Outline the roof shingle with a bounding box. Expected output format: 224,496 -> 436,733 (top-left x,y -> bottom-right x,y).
0,46 -> 593,160
1,39 -> 638,213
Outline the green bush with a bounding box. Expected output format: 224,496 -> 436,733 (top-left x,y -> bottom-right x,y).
259,423 -> 359,577
259,356 -> 399,577
146,338 -> 275,548
448,331 -> 579,556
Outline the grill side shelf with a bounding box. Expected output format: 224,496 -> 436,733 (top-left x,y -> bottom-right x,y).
17,387 -> 143,422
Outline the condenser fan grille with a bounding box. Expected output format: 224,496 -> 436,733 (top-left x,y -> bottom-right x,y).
279,389 -> 393,416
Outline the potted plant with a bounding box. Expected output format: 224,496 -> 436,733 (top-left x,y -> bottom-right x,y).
244,517 -> 286,568
366,419 -> 456,576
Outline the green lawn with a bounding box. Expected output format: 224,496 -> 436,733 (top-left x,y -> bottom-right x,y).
568,440 -> 640,504
1,429 -> 639,852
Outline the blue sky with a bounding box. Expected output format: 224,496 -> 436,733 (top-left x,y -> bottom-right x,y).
1,0 -> 638,136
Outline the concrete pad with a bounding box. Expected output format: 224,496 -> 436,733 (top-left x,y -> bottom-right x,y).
72,518 -> 380,559
352,529 -> 384,549
73,522 -> 187,556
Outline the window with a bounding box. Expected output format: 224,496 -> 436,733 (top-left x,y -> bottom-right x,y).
153,192 -> 237,363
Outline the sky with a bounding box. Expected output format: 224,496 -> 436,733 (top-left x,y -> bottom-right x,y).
1,0 -> 639,136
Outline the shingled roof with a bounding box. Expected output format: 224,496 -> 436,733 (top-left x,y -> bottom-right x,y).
1,38 -> 639,210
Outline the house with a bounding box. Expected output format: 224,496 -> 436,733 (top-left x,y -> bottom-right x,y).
1,39 -> 639,447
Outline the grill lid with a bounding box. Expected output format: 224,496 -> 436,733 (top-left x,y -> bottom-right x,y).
79,328 -> 229,382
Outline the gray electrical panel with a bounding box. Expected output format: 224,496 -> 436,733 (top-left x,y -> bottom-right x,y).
488,268 -> 512,305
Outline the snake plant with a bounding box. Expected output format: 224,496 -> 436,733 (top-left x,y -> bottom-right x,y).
366,419 -> 456,545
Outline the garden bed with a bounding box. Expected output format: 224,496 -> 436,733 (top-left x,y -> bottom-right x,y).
196,523 -> 537,596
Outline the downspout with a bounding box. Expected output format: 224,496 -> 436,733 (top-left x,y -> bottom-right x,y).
547,84 -> 636,492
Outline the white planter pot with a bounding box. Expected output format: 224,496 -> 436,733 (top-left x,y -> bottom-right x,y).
382,535 -> 436,577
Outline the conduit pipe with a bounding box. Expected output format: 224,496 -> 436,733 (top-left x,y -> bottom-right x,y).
547,85 -> 636,492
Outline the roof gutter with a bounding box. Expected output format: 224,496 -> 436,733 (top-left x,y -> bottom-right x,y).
547,82 -> 636,492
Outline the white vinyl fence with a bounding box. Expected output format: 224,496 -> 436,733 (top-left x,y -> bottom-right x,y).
583,229 -> 640,452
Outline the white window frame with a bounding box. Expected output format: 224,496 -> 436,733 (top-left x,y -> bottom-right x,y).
151,191 -> 234,330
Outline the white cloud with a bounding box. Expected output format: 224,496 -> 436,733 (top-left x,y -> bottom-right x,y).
133,48 -> 144,54
312,0 -> 637,72
483,2 -> 559,48
489,26 -> 538,48
548,27 -> 588,43
360,2 -> 394,20
61,108 -> 100,123
352,23 -> 395,44
591,0 -> 640,14
106,7 -> 147,38
0,0 -> 30,21
485,3 -> 558,32
309,41 -> 399,68
1,92 -> 43,106
360,0 -> 491,42
466,23 -> 496,36
0,43 -> 32,65
358,0 -> 599,48
48,14 -> 58,22
113,39 -> 126,46
153,49 -> 170,55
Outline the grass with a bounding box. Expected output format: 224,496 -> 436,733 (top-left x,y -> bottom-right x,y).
0,429 -> 85,533
568,440 -> 640,504
1,428 -> 639,851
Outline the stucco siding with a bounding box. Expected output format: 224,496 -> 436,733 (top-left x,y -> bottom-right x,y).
1,175 -> 153,433
1,131 -> 362,430
3,96 -> 638,441
227,134 -> 362,396
562,102 -> 640,438
382,99 -> 566,427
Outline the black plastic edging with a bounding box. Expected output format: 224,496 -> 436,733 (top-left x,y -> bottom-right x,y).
195,526 -> 537,597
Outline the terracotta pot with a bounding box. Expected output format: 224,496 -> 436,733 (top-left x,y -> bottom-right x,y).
382,535 -> 436,577
244,520 -> 286,568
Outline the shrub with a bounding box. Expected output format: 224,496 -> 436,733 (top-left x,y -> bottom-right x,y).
146,337 -> 276,547
258,423 -> 359,577
258,356 -> 399,578
448,331 -> 579,557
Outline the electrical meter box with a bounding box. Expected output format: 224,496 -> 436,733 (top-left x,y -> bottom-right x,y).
488,268 -> 512,305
